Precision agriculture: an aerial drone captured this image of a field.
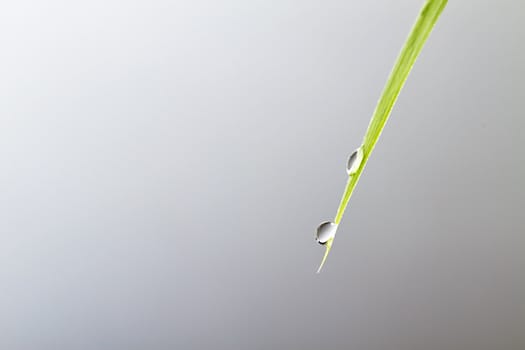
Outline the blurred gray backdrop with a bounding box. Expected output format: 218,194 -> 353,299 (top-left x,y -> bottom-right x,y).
1,1 -> 524,349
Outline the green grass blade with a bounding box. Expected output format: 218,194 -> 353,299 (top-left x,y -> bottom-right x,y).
317,0 -> 448,272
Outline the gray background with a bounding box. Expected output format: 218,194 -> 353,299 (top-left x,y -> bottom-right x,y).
1,0 -> 524,349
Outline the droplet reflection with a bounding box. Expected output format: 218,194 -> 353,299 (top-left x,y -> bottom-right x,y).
316,221 -> 338,245
346,146 -> 364,175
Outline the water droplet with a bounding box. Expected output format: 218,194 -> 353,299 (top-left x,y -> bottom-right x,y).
316,221 -> 338,245
346,146 -> 364,175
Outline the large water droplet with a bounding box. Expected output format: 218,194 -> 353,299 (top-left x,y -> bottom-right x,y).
347,146 -> 364,175
316,221 -> 338,245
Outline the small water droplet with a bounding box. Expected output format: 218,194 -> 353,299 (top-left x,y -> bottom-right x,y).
316,221 -> 338,245
347,146 -> 364,175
